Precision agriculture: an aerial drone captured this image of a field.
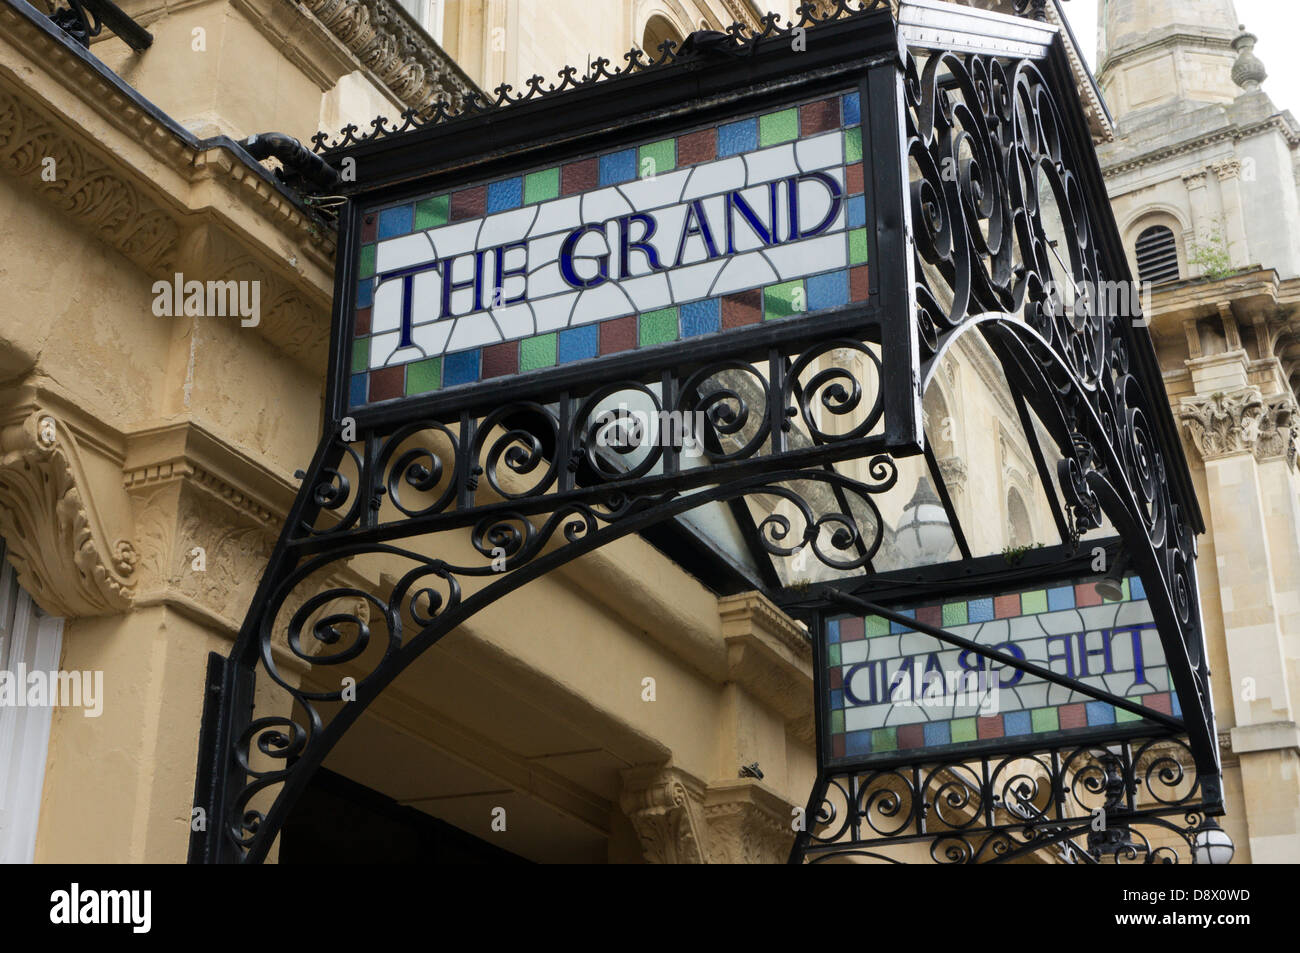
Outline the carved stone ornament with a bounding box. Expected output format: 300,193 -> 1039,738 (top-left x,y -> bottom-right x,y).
1256,395 -> 1298,463
1178,388 -> 1265,461
0,408 -> 137,616
620,766 -> 708,864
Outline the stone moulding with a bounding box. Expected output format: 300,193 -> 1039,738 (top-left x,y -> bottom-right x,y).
1179,387 -> 1297,464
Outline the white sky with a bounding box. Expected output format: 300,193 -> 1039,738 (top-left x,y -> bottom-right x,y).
1064,0 -> 1300,112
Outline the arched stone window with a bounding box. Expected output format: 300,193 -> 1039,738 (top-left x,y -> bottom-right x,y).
1007,488 -> 1033,549
1135,224 -> 1180,285
642,14 -> 684,58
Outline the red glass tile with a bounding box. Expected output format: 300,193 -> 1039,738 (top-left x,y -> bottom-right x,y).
561,158 -> 598,196
676,128 -> 717,166
839,617 -> 865,641
599,316 -> 637,353
361,214 -> 377,243
977,715 -> 1004,739
846,162 -> 865,195
832,734 -> 845,758
721,290 -> 761,328
1144,693 -> 1173,715
368,365 -> 405,402
1074,583 -> 1104,607
450,186 -> 486,220
829,667 -> 842,690
354,307 -> 372,336
481,340 -> 519,379
994,593 -> 1020,618
916,604 -> 942,627
850,265 -> 870,301
800,98 -> 840,136
897,723 -> 925,750
1058,703 -> 1088,730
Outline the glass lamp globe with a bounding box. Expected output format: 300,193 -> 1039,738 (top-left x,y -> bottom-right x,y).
894,477 -> 955,565
1192,820 -> 1235,865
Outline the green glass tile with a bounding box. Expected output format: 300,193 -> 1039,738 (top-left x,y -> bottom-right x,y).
405,357 -> 441,394
358,244 -> 376,279
351,337 -> 369,374
830,710 -> 844,734
1116,698 -> 1144,724
865,615 -> 891,637
1021,589 -> 1048,614
764,280 -> 804,320
524,168 -> 560,204
638,140 -> 675,178
828,643 -> 841,667
639,308 -> 678,345
942,602 -> 967,627
950,717 -> 977,743
414,195 -> 449,229
848,228 -> 869,265
1103,578 -> 1131,603
845,127 -> 863,162
871,727 -> 898,752
759,107 -> 799,146
520,333 -> 557,371
1030,707 -> 1059,733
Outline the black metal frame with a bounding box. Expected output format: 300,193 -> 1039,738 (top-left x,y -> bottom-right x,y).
189,0 -> 1219,865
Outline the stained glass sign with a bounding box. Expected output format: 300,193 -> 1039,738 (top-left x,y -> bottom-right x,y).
348,90 -> 870,407
823,573 -> 1178,766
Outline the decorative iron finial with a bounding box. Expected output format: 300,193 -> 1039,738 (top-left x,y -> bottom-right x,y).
1231,26 -> 1267,92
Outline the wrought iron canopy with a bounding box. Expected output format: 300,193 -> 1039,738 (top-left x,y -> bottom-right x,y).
190,0 -> 1219,865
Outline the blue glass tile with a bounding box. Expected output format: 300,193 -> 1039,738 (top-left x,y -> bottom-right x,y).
486,178 -> 523,212
1085,701 -> 1116,726
968,597 -> 994,623
558,325 -> 599,363
1171,692 -> 1181,717
923,720 -> 951,746
830,690 -> 843,710
1130,575 -> 1146,600
827,619 -> 841,643
845,730 -> 872,756
847,194 -> 867,228
890,609 -> 915,634
350,373 -> 368,407
598,149 -> 637,186
842,92 -> 861,126
806,270 -> 849,311
1048,585 -> 1075,611
1003,711 -> 1032,736
377,205 -> 414,240
443,349 -> 480,386
718,118 -> 758,156
680,299 -> 721,336
356,278 -> 374,308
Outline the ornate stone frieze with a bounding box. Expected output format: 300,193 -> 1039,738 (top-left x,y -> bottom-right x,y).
1178,387 -> 1265,460
0,407 -> 137,617
300,0 -> 478,114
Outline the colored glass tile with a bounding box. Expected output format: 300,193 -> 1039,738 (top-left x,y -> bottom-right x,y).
1171,692 -> 1181,717
829,667 -> 842,689
848,228 -> 869,265
764,280 -> 803,320
377,205 -> 413,240
414,195 -> 449,229
356,278 -> 374,309
849,265 -> 870,301
1058,703 -> 1088,729
639,307 -> 678,345
561,158 -> 598,195
599,149 -> 637,186
558,325 -> 598,362
354,307 -> 372,336
638,139 -> 675,178
847,194 -> 867,228
1116,702 -> 1143,724
1030,707 -> 1059,733
968,597 -> 994,623
368,365 -> 405,402
360,214 -> 377,243
800,98 -> 839,136
718,118 -> 758,156
846,162 -> 865,194
450,186 -> 486,220
845,731 -> 871,756
481,340 -> 519,378
680,298 -> 721,336
897,723 -> 925,750
1075,583 -> 1103,607
923,721 -> 951,746
830,710 -> 844,735
1047,585 -> 1075,611
406,357 -> 442,394
942,602 -> 968,627
358,244 -> 376,279
351,338 -> 369,374
865,615 -> 890,637
520,333 -> 557,370
830,690 -> 843,711
486,178 -> 523,212
677,128 -> 717,165
1085,701 -> 1116,726
1003,711 -> 1032,736
806,270 -> 849,311
977,715 -> 1004,739
349,373 -> 368,407
842,91 -> 861,126
916,604 -> 942,627
871,727 -> 897,752
759,107 -> 799,146
1145,692 -> 1173,716
443,350 -> 480,386
832,735 -> 845,757
721,290 -> 761,328
1020,589 -> 1048,614
889,610 -> 915,634
828,643 -> 841,666
839,617 -> 865,641
950,718 -> 977,743
524,168 -> 560,204
1103,578 -> 1130,603
599,316 -> 637,353
845,127 -> 863,162
1130,576 -> 1146,600
994,593 -> 1020,618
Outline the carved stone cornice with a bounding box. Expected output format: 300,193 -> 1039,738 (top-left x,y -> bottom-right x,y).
0,392 -> 138,617
717,592 -> 814,744
300,0 -> 478,114
1178,387 -> 1265,461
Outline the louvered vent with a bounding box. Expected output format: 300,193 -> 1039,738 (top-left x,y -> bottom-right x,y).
1135,225 -> 1180,285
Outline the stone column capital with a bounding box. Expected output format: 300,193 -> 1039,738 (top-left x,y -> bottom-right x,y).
1212,157 -> 1243,181
1178,387 -> 1266,461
